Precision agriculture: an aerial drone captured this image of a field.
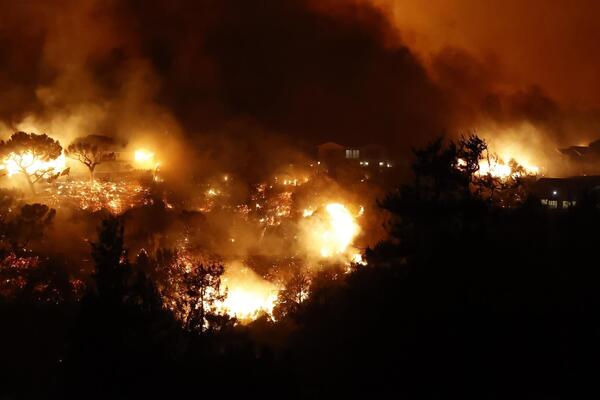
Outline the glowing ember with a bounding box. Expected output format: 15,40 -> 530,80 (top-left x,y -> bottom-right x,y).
303,208 -> 315,217
43,180 -> 151,214
133,149 -> 156,169
0,253 -> 39,298
217,262 -> 280,322
351,252 -> 366,266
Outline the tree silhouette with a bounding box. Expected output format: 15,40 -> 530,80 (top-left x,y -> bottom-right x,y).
66,135 -> 117,182
456,134 -> 487,194
411,137 -> 462,202
17,256 -> 73,304
474,154 -> 527,206
180,262 -> 226,333
0,132 -> 66,194
90,217 -> 130,303
60,217 -> 180,399
273,269 -> 310,320
5,203 -> 55,250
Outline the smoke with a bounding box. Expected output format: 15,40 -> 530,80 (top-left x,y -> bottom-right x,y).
366,0 -> 600,174
371,0 -> 600,107
428,47 -> 600,175
1,0 -> 597,179
12,0 -> 600,316
0,0 -> 454,156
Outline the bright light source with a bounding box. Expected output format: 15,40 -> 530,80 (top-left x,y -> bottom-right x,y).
552,190 -> 558,196
216,262 -> 280,322
301,203 -> 360,260
2,152 -> 66,177
133,149 -> 156,169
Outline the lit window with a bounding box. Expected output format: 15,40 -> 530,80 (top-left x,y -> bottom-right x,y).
563,200 -> 576,208
346,149 -> 360,159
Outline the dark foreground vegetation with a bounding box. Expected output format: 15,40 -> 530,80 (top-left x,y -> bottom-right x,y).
2,137 -> 600,399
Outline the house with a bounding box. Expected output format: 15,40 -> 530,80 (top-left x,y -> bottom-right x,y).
316,142 -> 394,169
559,139 -> 600,161
528,176 -> 600,209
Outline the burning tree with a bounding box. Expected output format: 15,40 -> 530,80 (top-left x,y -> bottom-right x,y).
474,156 -> 529,205
0,132 -> 66,194
179,262 -> 227,333
157,251 -> 229,333
273,269 -> 310,320
66,135 -> 117,182
456,134 -> 487,193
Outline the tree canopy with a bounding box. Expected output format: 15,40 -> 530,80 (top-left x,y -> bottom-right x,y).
0,132 -> 66,193
66,135 -> 117,181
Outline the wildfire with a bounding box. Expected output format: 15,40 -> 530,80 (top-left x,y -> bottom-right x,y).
133,149 -> 157,170
46,180 -> 151,214
301,202 -> 362,262
1,152 -> 66,177
217,262 -> 280,322
458,155 -> 540,179
249,185 -> 294,226
303,207 -> 315,217
0,253 -> 39,298
478,157 -> 540,178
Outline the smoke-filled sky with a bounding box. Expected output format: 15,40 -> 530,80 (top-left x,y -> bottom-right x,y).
0,0 -> 599,165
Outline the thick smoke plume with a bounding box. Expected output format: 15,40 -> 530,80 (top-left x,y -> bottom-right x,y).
1,0 -> 598,177
371,0 -> 600,174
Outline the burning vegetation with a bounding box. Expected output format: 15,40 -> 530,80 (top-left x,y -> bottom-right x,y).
0,126 -> 553,328
0,125 -> 558,335
2,0 -> 600,396
1,127 -> 598,398
0,129 -> 379,326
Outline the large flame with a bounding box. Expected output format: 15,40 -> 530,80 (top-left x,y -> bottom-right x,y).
477,123 -> 546,177
459,152 -> 540,179
133,148 -> 157,170
478,157 -> 540,178
301,202 -> 361,262
2,152 -> 66,177
217,262 -> 280,322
